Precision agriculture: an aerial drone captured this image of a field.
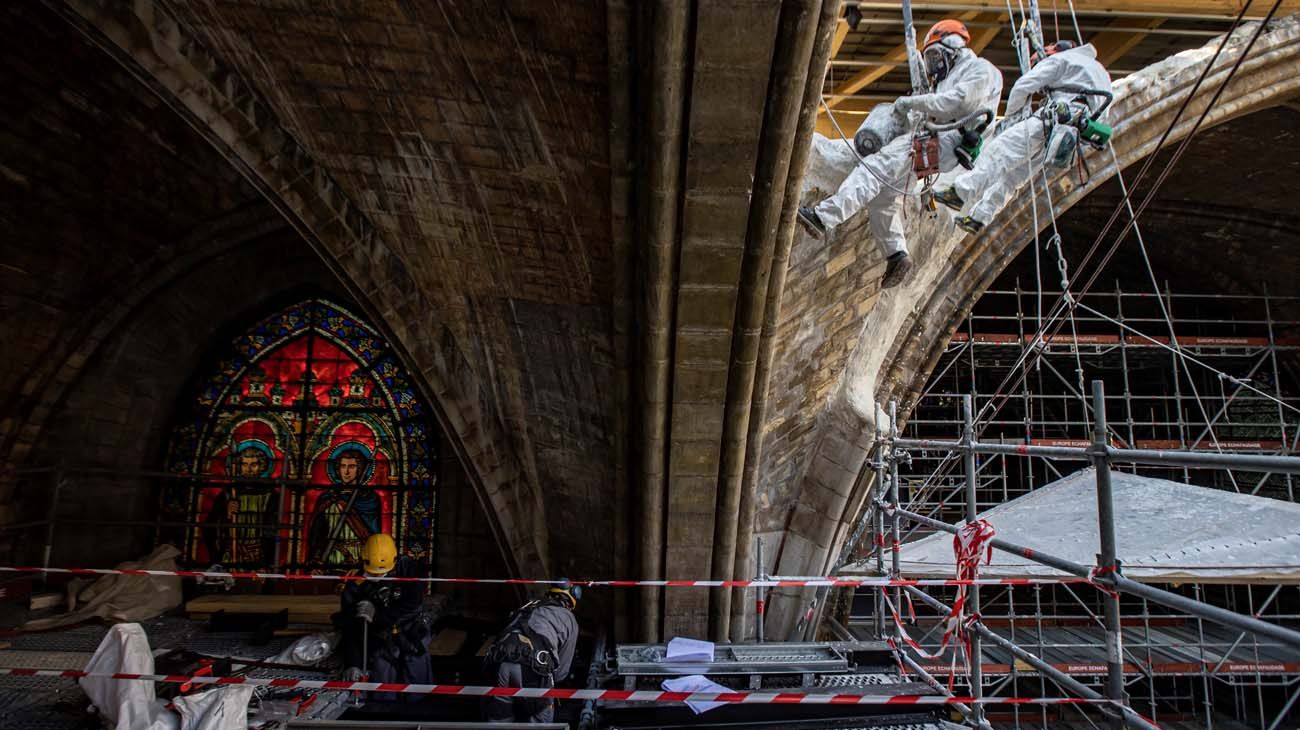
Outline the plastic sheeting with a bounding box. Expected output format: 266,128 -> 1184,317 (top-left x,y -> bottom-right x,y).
25,545 -> 183,630
80,622 -> 255,730
173,685 -> 255,730
80,623 -> 177,730
269,631 -> 339,666
846,468 -> 1300,583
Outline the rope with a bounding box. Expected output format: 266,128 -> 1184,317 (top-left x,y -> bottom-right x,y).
820,97 -> 922,198
897,3 -> 1273,512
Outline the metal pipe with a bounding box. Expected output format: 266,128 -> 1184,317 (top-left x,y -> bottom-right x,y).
42,464 -> 65,573
897,652 -> 987,729
578,630 -> 607,730
893,437 -> 1300,473
888,401 -> 903,653
1092,380 -> 1127,727
903,585 -> 1160,730
873,437 -> 887,639
881,500 -> 1300,650
756,537 -> 765,643
962,395 -> 985,726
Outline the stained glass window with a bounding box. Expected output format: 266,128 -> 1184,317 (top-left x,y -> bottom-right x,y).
162,298 -> 437,572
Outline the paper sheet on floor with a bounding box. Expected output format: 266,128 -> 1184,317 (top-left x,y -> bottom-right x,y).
662,674 -> 730,715
664,637 -> 714,662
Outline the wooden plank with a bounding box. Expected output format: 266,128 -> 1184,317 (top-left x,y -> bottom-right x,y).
820,9 -> 1004,138
428,628 -> 469,657
185,594 -> 338,623
1089,17 -> 1166,66
968,13 -> 1005,54
863,0 -> 1300,19
831,18 -> 852,60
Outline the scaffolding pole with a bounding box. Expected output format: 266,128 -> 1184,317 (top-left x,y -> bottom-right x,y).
962,395 -> 985,725
904,585 -> 1161,730
1091,380 -> 1127,727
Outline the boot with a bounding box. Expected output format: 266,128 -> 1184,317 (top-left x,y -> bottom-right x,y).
932,187 -> 964,212
797,206 -> 826,238
881,251 -> 913,289
954,215 -> 984,234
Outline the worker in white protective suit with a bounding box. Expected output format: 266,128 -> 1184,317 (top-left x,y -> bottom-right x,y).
933,40 -> 1113,233
797,19 -> 1002,288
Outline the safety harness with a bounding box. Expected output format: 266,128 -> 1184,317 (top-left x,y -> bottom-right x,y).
912,108 -> 996,180
352,580 -> 432,662
485,598 -> 562,681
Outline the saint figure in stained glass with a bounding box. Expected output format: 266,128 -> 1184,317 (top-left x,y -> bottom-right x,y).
163,298 -> 438,573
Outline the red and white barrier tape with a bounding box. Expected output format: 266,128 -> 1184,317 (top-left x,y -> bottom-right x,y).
883,520 -> 997,690
0,566 -> 1084,589
0,667 -> 1118,707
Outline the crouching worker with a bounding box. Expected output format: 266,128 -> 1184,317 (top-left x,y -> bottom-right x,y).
483,582 -> 581,724
934,40 -> 1113,234
336,533 -> 432,702
798,19 -> 1002,288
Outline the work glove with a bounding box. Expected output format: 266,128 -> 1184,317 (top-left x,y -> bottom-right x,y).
342,666 -> 366,682
355,599 -> 376,624
894,95 -> 929,114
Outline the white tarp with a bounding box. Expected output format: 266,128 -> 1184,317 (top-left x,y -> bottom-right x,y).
26,545 -> 183,631
80,623 -> 254,730
80,623 -> 176,730
845,468 -> 1300,583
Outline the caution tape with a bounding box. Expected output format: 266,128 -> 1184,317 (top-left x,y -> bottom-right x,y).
0,667 -> 1118,706
0,566 -> 1087,589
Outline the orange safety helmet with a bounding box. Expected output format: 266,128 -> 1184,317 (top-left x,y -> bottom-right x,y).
922,19 -> 971,50
1029,39 -> 1075,67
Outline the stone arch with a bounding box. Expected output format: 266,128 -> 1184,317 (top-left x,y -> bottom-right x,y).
46,0 -> 550,579
763,17 -> 1300,637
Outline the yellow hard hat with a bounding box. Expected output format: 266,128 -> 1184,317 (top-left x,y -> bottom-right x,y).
547,579 -> 581,609
361,533 -> 397,575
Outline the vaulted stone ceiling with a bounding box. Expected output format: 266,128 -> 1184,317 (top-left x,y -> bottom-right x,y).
5,0 -> 1299,644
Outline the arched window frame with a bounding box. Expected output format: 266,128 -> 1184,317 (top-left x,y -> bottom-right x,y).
162,297 -> 437,572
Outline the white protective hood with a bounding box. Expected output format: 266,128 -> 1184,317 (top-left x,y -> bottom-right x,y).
845,468 -> 1300,583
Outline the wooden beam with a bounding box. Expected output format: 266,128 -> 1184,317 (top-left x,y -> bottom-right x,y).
1088,17 -> 1165,67
968,12 -> 1004,54
830,18 -> 851,59
825,10 -> 997,108
854,0 -> 1300,20
819,10 -> 1004,136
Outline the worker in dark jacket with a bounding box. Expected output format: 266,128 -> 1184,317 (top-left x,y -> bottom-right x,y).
336,533 -> 432,702
482,582 -> 581,723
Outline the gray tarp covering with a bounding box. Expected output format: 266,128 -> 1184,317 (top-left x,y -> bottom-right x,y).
845,468 -> 1300,583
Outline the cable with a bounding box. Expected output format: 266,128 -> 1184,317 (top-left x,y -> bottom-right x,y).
899,7 -> 1273,509
820,97 -> 924,198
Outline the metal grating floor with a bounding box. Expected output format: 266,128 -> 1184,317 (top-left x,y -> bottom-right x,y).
815,672 -> 901,687
0,617 -> 337,729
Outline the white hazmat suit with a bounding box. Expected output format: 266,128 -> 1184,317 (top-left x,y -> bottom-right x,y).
951,43 -> 1112,224
814,47 -> 1002,256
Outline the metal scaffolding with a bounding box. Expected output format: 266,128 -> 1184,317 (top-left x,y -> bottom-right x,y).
852,381 -> 1300,727
835,286 -> 1300,729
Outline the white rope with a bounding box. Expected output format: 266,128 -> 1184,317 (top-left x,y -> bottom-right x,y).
1106,145 -> 1244,490
1073,301 -> 1300,418
1063,0 -> 1085,45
